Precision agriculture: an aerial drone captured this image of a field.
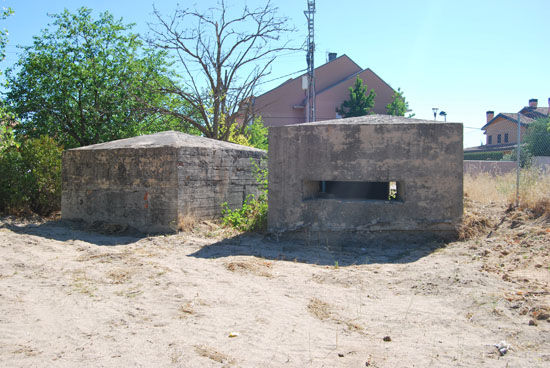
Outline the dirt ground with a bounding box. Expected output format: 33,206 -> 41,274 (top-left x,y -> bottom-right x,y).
1,201 -> 549,367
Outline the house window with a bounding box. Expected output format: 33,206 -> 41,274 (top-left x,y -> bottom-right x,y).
497,134 -> 501,144
488,136 -> 492,145
504,133 -> 509,143
303,180 -> 403,201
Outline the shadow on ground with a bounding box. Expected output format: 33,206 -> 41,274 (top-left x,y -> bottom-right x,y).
0,218 -> 144,246
189,232 -> 453,266
1,216 -> 455,264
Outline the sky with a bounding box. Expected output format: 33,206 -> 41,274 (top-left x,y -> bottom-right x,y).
1,0 -> 549,148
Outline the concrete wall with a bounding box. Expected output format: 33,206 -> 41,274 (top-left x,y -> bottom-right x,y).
62,131 -> 266,233
268,115 -> 463,237
463,160 -> 517,176
177,147 -> 265,218
62,147 -> 179,233
532,156 -> 550,172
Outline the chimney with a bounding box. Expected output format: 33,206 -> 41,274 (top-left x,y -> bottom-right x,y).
328,52 -> 337,62
529,98 -> 538,108
486,111 -> 494,123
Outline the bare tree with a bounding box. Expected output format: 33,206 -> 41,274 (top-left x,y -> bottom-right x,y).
148,0 -> 297,140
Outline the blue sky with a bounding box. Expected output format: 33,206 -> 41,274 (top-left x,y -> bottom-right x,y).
1,0 -> 549,147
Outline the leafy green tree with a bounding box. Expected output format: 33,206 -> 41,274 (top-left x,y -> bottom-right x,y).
0,5 -> 13,68
337,77 -> 376,118
386,87 -> 412,117
0,5 -> 15,137
227,117 -> 268,150
6,7 -> 185,148
524,117 -> 550,156
246,117 -> 269,151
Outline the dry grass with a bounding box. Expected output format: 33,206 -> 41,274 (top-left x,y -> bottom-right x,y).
77,251 -> 130,263
464,170 -> 550,219
224,258 -> 273,278
178,302 -> 195,318
176,214 -> 197,232
463,172 -> 515,205
457,200 -> 496,240
307,297 -> 364,332
515,170 -> 550,218
194,345 -> 235,365
69,270 -> 97,296
307,297 -> 332,320
106,268 -> 132,284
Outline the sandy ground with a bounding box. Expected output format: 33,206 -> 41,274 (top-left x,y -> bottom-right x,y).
1,202 -> 549,367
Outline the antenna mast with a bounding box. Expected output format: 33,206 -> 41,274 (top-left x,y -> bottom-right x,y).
304,0 -> 316,122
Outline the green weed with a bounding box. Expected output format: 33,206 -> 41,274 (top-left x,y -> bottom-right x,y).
221,159 -> 267,232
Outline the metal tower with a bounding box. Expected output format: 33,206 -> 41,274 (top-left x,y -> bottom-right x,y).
304,0 -> 316,122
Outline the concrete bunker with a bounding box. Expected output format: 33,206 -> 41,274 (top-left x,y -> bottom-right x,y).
62,131 -> 266,233
268,115 -> 463,240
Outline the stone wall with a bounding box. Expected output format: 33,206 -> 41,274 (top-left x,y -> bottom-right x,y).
62,131 -> 266,233
463,160 -> 516,176
532,156 -> 550,172
268,115 -> 463,238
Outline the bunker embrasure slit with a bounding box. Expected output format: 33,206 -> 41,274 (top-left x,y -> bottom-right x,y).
303,180 -> 403,201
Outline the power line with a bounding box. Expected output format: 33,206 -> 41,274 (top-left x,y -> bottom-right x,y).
256,68 -> 307,86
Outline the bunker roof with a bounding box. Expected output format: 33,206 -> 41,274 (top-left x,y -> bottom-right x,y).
69,130 -> 265,152
281,114 -> 461,127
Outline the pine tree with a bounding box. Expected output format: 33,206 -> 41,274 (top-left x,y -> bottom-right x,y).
386,88 -> 411,116
337,77 -> 376,118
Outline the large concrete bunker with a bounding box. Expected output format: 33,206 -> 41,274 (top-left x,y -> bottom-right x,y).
62,131 -> 266,233
268,115 -> 463,239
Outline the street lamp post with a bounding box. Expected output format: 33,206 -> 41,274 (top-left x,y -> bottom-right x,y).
439,111 -> 447,122
432,107 -> 439,121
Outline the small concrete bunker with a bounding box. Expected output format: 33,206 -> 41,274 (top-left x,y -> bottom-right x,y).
62,131 -> 266,233
268,115 -> 463,239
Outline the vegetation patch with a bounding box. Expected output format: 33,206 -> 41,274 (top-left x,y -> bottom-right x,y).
224,258 -> 273,278
221,160 -> 267,232
194,345 -> 235,365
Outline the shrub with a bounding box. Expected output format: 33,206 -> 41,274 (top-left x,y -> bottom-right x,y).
0,135 -> 62,215
502,145 -> 532,168
221,159 -> 267,232
464,151 -> 505,161
524,118 -> 550,157
0,145 -> 28,213
20,136 -> 63,215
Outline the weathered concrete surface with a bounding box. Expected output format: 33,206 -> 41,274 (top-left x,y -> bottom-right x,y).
62,131 -> 266,233
268,115 -> 463,239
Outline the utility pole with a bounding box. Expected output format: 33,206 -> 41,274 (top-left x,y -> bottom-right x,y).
304,0 -> 316,122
